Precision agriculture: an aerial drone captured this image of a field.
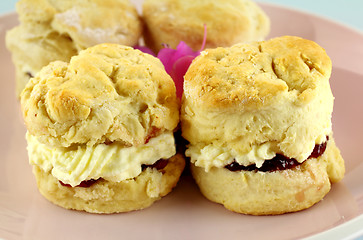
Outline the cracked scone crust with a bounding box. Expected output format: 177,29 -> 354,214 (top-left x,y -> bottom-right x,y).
182,36 -> 334,162
184,36 -> 331,109
6,0 -> 142,96
142,0 -> 270,53
21,43 -> 179,148
33,154 -> 185,214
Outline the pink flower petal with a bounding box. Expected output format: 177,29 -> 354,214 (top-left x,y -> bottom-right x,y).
171,55 -> 196,99
157,41 -> 201,98
135,25 -> 207,99
157,47 -> 177,74
175,41 -> 197,58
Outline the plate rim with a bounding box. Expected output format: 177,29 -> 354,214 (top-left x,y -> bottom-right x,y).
0,4 -> 362,240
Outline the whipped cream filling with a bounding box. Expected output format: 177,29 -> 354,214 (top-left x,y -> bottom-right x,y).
186,134 -> 328,172
186,142 -> 277,171
27,132 -> 176,187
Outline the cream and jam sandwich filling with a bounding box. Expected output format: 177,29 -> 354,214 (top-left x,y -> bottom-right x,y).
186,133 -> 330,172
27,131 -> 176,187
60,159 -> 170,188
225,136 -> 328,172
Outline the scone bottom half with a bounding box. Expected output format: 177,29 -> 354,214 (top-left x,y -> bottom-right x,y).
182,36 -> 345,215
20,43 -> 184,213
33,154 -> 185,214
190,135 -> 344,215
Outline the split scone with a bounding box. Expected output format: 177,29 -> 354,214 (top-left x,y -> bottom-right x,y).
20,43 -> 184,213
142,0 -> 270,53
181,36 -> 345,215
6,0 -> 142,97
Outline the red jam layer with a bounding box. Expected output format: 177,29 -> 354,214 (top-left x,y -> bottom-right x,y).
144,127 -> 162,144
225,137 -> 328,172
142,159 -> 168,171
60,178 -> 99,188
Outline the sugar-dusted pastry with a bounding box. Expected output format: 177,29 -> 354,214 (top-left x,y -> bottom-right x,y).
21,43 -> 184,213
142,0 -> 270,53
181,36 -> 345,215
6,0 -> 142,97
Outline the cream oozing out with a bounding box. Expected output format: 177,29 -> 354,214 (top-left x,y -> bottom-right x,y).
186,132 -> 329,172
27,132 -> 176,187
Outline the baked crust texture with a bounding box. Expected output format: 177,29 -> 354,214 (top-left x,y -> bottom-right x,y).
21,43 -> 179,148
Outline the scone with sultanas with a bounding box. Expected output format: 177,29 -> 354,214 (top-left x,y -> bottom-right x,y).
181,36 -> 345,215
20,43 -> 184,214
142,0 -> 270,53
6,0 -> 142,97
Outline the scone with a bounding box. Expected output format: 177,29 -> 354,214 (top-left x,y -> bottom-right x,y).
20,43 -> 184,213
6,0 -> 142,97
142,0 -> 270,53
181,36 -> 345,215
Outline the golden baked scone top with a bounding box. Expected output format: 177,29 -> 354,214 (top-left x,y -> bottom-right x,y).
184,36 -> 332,111
16,0 -> 142,50
142,0 -> 270,52
21,43 -> 179,148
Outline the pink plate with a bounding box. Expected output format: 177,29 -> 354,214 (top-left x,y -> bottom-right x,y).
1,2 -> 363,240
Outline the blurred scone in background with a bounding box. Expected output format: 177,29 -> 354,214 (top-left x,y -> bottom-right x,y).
6,0 -> 142,97
142,0 -> 270,53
